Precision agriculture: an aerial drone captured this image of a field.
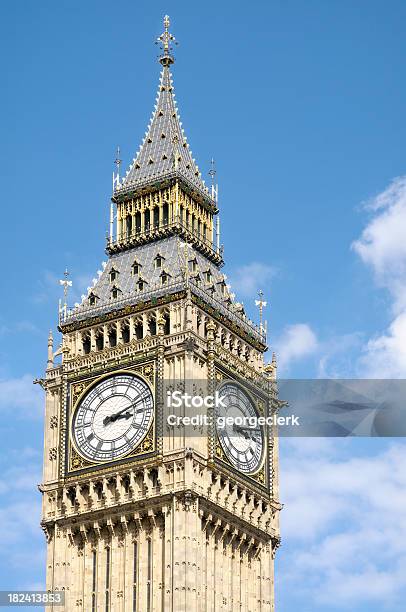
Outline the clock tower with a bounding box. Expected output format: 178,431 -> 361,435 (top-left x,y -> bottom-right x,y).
39,16 -> 281,611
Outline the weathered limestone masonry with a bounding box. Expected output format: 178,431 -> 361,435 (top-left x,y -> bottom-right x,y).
38,16 -> 281,612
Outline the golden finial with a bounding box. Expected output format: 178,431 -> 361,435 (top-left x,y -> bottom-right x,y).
156,15 -> 178,66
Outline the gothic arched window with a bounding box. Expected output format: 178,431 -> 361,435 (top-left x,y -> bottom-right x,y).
82,333 -> 91,355
95,331 -> 104,351
148,317 -> 156,336
122,322 -> 130,344
153,207 -> 159,228
163,202 -> 169,225
135,212 -> 141,233
108,326 -> 117,347
144,210 -> 150,232
126,215 -> 132,238
135,320 -> 143,339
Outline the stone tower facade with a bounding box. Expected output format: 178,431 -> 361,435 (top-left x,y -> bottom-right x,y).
39,16 -> 281,612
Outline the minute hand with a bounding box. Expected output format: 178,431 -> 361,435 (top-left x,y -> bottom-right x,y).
103,395 -> 149,426
233,424 -> 260,439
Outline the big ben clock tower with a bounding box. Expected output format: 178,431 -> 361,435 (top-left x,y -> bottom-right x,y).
39,16 -> 281,611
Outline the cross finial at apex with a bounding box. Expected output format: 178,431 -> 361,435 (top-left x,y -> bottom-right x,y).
209,158 -> 216,184
156,15 -> 178,66
112,145 -> 122,193
59,269 -> 72,301
255,290 -> 267,333
114,146 -> 122,174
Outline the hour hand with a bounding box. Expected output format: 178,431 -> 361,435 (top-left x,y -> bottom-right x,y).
103,395 -> 148,426
103,411 -> 132,426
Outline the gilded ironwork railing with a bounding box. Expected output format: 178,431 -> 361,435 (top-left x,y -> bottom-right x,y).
106,219 -> 224,264
59,277 -> 266,344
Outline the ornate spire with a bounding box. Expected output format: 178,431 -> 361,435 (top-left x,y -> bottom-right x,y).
156,15 -> 177,67
117,17 -> 212,205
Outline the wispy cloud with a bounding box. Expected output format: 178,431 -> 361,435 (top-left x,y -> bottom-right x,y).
352,176 -> 406,309
0,501 -> 41,546
0,442 -> 44,583
352,176 -> 406,377
0,464 -> 42,496
0,374 -> 43,419
280,439 -> 406,609
273,323 -> 318,374
30,270 -> 60,305
317,332 -> 364,378
228,262 -> 277,298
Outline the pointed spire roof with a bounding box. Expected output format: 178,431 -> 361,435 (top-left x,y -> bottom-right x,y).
115,17 -> 215,209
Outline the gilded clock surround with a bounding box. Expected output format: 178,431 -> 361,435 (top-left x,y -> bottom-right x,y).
67,365 -> 156,475
212,368 -> 270,490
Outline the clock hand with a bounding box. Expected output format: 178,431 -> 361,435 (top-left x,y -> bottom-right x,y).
103,394 -> 149,426
232,424 -> 250,440
233,424 -> 260,441
111,411 -> 132,422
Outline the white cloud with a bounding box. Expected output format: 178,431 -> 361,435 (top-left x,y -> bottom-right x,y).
317,332 -> 363,378
0,445 -> 44,580
352,176 -> 406,311
359,311 -> 406,378
0,374 -> 43,418
279,439 -> 406,608
0,464 -> 42,495
0,501 -> 41,546
273,323 -> 318,374
351,177 -> 406,377
30,270 -> 60,304
228,262 -> 276,298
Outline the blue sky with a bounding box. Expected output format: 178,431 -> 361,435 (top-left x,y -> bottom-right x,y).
1,1 -> 406,610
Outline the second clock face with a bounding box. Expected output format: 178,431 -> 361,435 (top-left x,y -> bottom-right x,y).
216,382 -> 264,474
72,373 -> 154,462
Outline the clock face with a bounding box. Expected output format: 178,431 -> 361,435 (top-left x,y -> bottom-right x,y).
72,373 -> 154,462
215,382 -> 264,474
